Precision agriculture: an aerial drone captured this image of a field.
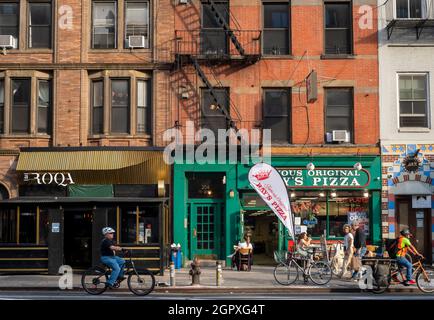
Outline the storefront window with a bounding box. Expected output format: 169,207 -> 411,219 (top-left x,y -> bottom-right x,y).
0,208 -> 16,243
291,192 -> 327,238
120,205 -> 159,244
19,207 -> 36,244
38,208 -> 49,245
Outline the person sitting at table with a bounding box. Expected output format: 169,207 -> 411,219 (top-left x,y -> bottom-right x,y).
229,235 -> 253,270
296,232 -> 313,258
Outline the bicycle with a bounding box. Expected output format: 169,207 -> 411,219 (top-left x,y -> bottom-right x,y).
370,256 -> 434,294
274,251 -> 332,286
81,249 -> 156,296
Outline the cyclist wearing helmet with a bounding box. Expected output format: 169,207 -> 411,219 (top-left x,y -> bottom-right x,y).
397,228 -> 423,286
101,227 -> 125,289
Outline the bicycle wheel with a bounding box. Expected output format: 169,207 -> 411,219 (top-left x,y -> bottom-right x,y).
309,261 -> 332,285
416,269 -> 434,293
371,275 -> 391,294
127,269 -> 156,296
273,261 -> 299,285
81,266 -> 108,295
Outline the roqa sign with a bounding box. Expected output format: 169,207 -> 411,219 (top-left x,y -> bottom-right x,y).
23,172 -> 75,187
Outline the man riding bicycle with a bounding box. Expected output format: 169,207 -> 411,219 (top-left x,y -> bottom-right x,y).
396,228 -> 423,286
101,227 -> 125,289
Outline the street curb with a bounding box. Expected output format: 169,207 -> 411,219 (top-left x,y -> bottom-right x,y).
0,286 -> 425,294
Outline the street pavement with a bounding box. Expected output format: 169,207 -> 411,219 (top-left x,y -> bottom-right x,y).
0,265 -> 431,295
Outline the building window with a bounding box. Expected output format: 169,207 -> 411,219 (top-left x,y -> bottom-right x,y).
399,74 -> 429,128
0,80 -> 4,134
92,1 -> 117,49
111,79 -> 130,133
263,3 -> 290,55
28,2 -> 52,48
0,2 -> 18,48
201,88 -> 229,136
187,172 -> 225,199
11,78 -> 31,134
19,207 -> 36,244
120,205 -> 159,244
125,1 -> 149,48
92,80 -> 104,134
325,88 -> 353,143
137,80 -> 151,134
201,1 -> 228,55
324,2 -> 352,55
90,71 -> 151,137
396,0 -> 424,19
0,208 -> 16,243
37,80 -> 51,134
263,89 -> 290,143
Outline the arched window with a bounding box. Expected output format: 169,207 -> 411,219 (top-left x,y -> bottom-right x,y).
0,184 -> 10,200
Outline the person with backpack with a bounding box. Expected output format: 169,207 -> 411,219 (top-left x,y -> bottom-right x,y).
396,229 -> 424,286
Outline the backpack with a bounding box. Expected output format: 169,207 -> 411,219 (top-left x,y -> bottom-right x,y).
385,238 -> 399,259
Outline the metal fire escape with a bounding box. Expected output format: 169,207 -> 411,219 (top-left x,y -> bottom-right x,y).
175,0 -> 261,131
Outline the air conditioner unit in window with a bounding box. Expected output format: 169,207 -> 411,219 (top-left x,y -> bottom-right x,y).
332,130 -> 350,143
0,35 -> 16,49
128,35 -> 146,48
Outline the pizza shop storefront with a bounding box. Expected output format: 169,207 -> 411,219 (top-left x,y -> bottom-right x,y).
0,147 -> 170,274
238,156 -> 383,263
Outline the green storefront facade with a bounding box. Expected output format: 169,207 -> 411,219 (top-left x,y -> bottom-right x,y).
173,155 -> 382,266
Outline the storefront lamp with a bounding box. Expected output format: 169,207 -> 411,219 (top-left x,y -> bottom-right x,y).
331,191 -> 337,198
229,189 -> 235,198
363,191 -> 369,198
158,180 -> 165,197
306,162 -> 315,171
353,162 -> 363,171
319,192 -> 325,197
290,192 -> 296,198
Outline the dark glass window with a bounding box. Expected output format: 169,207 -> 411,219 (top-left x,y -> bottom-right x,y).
137,80 -> 151,134
19,185 -> 67,197
114,185 -> 157,197
28,2 -> 52,48
11,79 -> 31,134
92,80 -> 104,134
92,1 -> 116,49
263,3 -> 290,55
263,89 -> 290,143
19,207 -> 36,244
120,205 -> 159,244
325,2 -> 352,54
201,88 -> 229,136
396,0 -> 423,18
111,79 -> 130,133
0,2 -> 18,48
399,75 -> 428,128
39,208 -> 49,245
187,172 -> 225,199
37,80 -> 51,134
201,1 -> 228,55
0,80 -> 4,134
125,1 -> 149,48
325,88 -> 353,142
0,208 -> 16,243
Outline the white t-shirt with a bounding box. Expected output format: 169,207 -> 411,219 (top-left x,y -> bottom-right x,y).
238,242 -> 253,249
344,233 -> 354,251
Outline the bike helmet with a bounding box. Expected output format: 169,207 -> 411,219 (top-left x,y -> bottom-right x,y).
102,227 -> 115,235
400,228 -> 411,236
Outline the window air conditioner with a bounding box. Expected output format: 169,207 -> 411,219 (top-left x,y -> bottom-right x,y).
128,35 -> 146,48
332,130 -> 350,143
0,35 -> 16,49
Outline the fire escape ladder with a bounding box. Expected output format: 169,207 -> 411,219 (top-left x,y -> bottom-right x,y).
204,0 -> 245,56
190,56 -> 236,129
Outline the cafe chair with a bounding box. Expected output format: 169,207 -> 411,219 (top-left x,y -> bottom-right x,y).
237,248 -> 252,271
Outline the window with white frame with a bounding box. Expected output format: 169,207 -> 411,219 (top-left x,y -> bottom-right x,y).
398,74 -> 429,128
0,2 -> 19,49
28,1 -> 52,48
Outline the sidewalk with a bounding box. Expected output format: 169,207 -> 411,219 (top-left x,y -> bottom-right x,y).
0,266 -> 420,293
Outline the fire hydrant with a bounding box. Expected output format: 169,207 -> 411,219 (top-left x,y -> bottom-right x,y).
189,256 -> 201,286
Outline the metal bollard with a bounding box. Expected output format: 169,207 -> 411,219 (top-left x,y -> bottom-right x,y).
169,261 -> 176,287
216,261 -> 223,286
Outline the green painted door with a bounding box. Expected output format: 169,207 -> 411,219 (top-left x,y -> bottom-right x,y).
189,203 -> 222,258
